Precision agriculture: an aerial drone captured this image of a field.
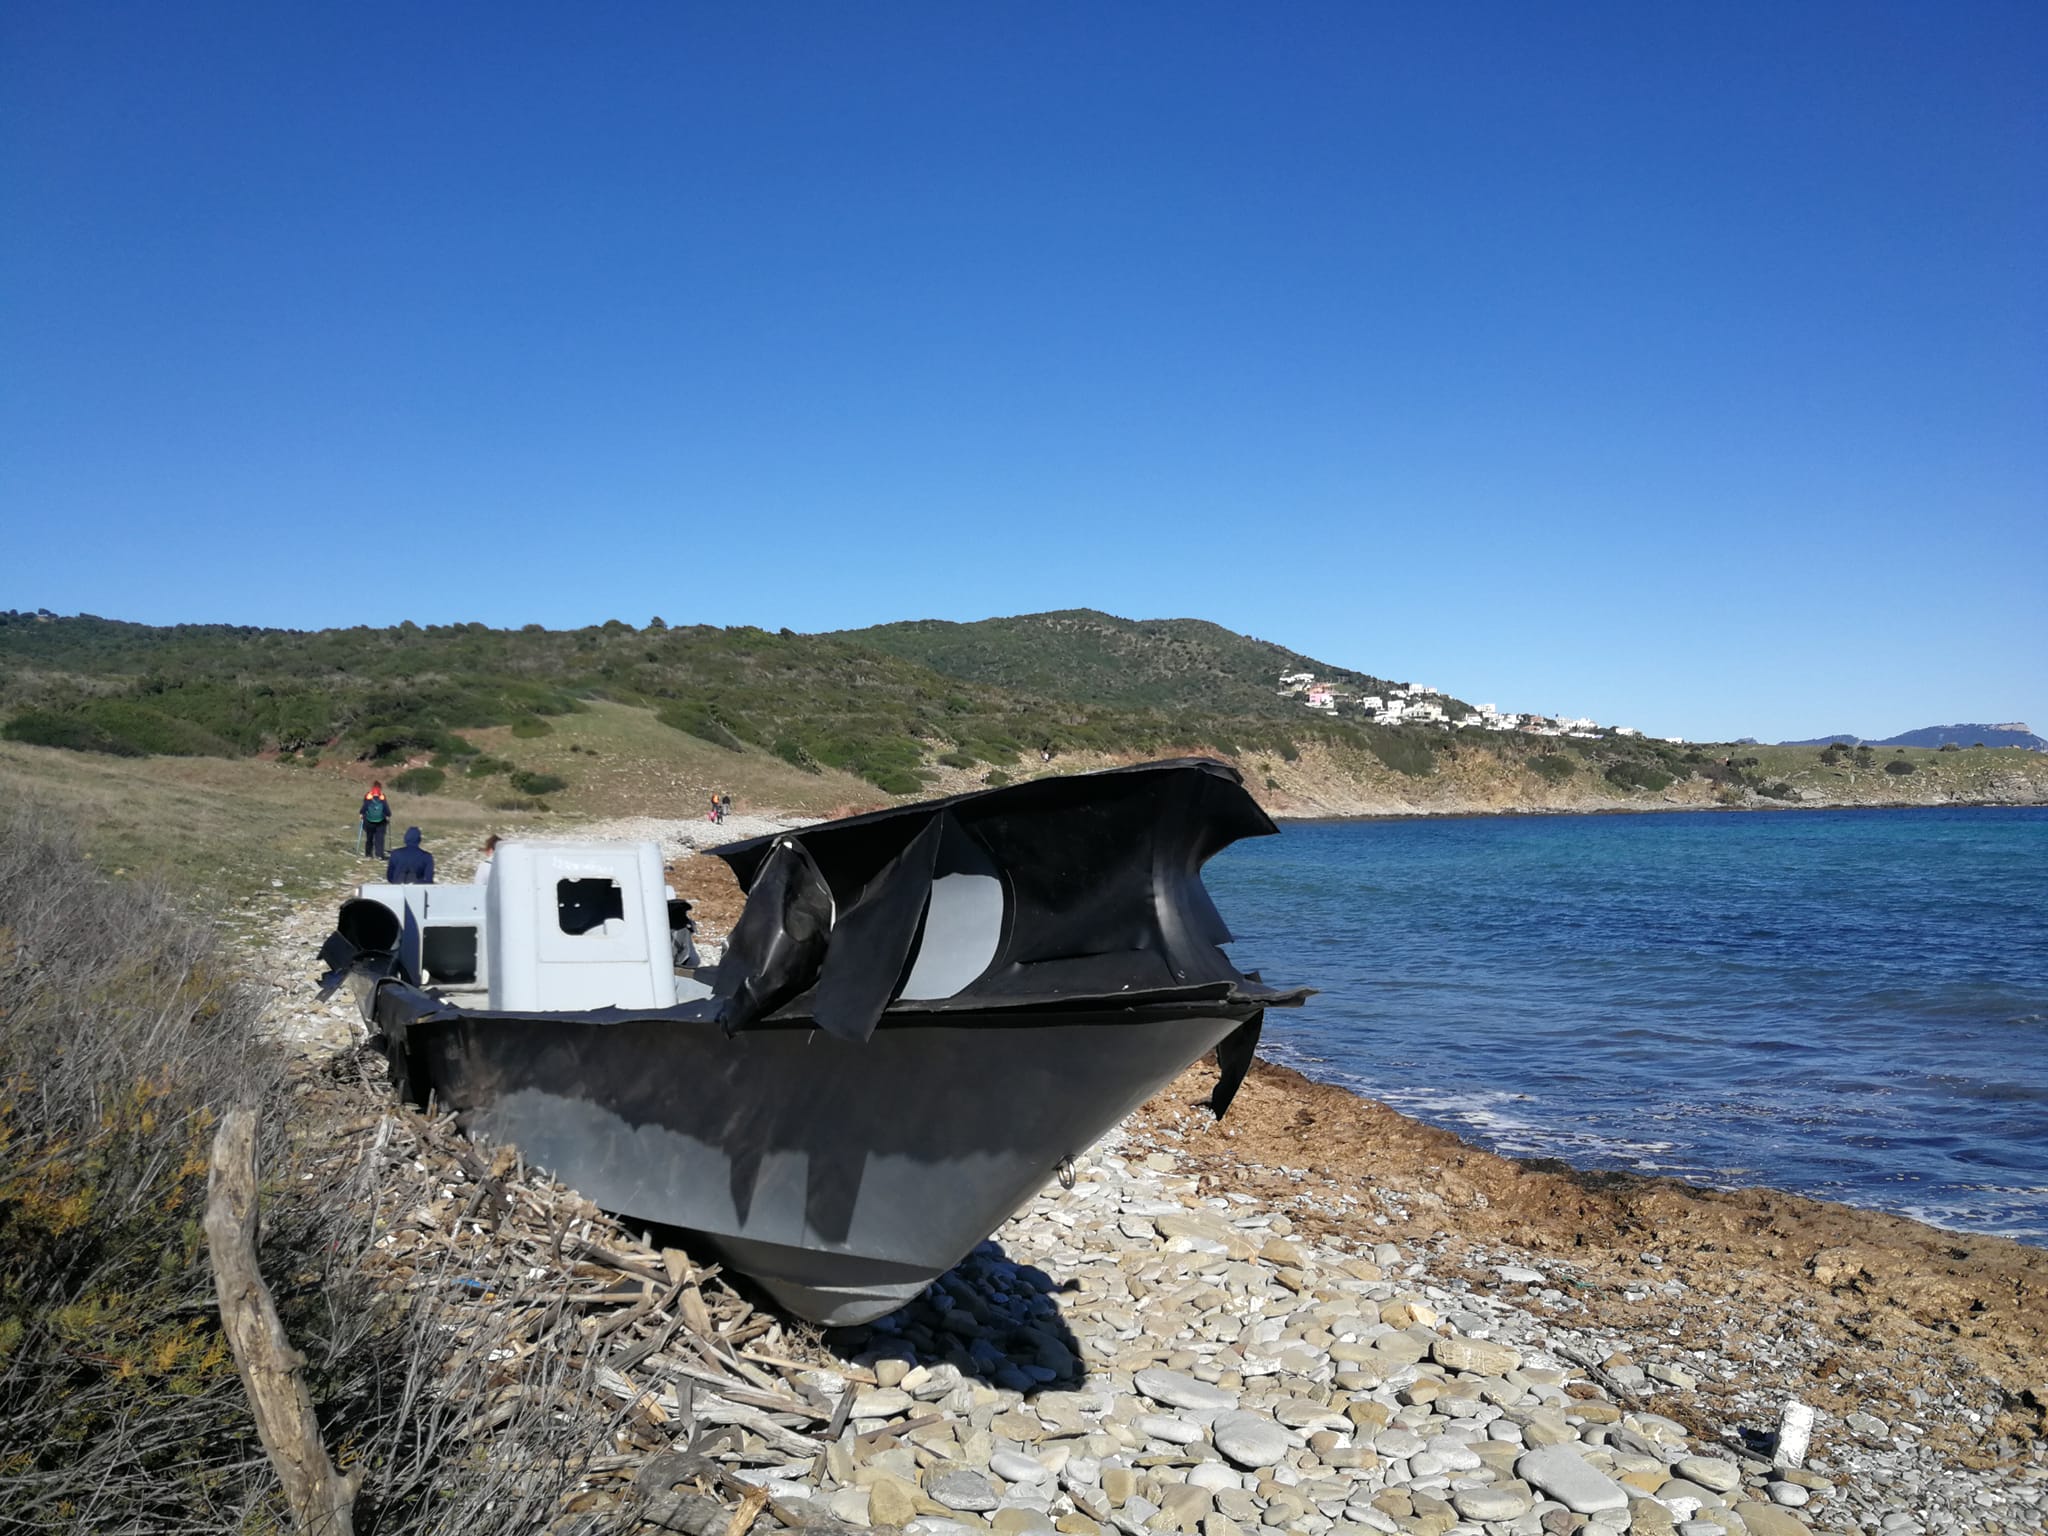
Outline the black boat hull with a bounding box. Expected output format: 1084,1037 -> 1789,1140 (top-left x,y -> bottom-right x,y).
381,991 -> 1254,1324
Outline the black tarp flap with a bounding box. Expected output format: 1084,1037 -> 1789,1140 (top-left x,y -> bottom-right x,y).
1207,1012 -> 1264,1118
712,836 -> 834,1035
709,759 -> 1284,1033
811,813 -> 946,1043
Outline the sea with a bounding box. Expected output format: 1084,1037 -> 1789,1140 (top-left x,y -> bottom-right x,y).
1205,805 -> 2048,1245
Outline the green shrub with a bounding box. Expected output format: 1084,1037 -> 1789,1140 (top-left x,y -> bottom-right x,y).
984,769 -> 1012,788
1276,740 -> 1300,763
1885,759 -> 1916,776
510,715 -> 552,738
1604,760 -> 1675,793
869,768 -> 927,795
488,794 -> 546,811
1365,726 -> 1435,778
937,750 -> 978,769
2,710 -> 142,755
390,766 -> 446,795
509,770 -> 567,795
1530,754 -> 1577,784
657,701 -> 751,752
1757,781 -> 1797,800
4,701 -> 239,757
773,738 -> 822,773
465,754 -> 514,778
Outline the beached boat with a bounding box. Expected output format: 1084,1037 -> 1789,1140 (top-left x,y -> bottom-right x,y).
318,758 -> 1306,1325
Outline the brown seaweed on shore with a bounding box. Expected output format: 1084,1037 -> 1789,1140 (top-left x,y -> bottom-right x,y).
1138,1056 -> 2048,1464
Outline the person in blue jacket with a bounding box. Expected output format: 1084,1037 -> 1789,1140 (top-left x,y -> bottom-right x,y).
386,826 -> 435,885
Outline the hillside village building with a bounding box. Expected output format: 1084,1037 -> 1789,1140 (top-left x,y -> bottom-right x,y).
1277,673 -> 1668,742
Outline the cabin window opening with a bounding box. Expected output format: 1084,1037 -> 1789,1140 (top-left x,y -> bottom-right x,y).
557,878 -> 626,936
422,925 -> 479,985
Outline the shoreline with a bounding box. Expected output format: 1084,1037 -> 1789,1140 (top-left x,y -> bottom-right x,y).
1263,796 -> 2048,825
1135,1056 -> 2048,1457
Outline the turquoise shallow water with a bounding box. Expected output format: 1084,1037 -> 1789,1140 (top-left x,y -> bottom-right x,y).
1205,805 -> 2048,1244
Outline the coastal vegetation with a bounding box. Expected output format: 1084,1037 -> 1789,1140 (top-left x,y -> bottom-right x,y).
4,610 -> 2044,825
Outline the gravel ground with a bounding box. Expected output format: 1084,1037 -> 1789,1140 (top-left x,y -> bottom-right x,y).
243,841 -> 2045,1536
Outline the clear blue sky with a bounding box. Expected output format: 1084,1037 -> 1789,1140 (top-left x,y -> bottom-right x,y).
4,4 -> 2042,743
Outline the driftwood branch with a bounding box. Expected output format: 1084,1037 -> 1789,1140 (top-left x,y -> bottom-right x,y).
205,1107 -> 361,1536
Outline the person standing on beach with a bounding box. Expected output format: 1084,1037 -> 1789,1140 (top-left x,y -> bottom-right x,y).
385,827 -> 435,884
360,782 -> 393,859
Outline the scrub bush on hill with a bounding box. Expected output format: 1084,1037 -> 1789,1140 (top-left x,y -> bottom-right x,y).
1885,759 -> 1917,776
773,737 -> 823,773
1530,754 -> 1577,783
1,709 -> 143,755
656,700 -> 757,753
1604,760 -> 1676,793
390,766 -> 445,794
1364,725 -> 1436,778
1,699 -> 238,757
509,770 -> 568,796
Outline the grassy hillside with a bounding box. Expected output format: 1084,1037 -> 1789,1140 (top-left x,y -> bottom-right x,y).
6,609 -> 2045,825
0,610 -> 1392,795
844,609 -> 1420,717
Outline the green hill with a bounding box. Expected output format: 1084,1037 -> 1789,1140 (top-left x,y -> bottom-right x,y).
841,609 -> 1414,717
0,609 -> 1372,796
9,609 -> 2043,820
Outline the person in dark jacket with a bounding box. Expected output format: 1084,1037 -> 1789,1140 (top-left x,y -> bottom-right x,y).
360,782 -> 394,859
386,826 -> 435,885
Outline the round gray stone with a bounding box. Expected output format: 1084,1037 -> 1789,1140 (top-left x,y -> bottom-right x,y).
1674,1456 -> 1741,1493
1212,1411 -> 1291,1469
1374,1427 -> 1426,1459
928,1469 -> 999,1512
1136,1413 -> 1205,1445
1455,1484 -> 1536,1521
1133,1368 -> 1238,1412
1515,1445 -> 1630,1515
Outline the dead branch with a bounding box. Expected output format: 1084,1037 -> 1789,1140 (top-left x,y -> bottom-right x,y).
204,1106 -> 360,1536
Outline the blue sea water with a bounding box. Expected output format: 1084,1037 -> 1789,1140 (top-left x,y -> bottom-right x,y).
1205,806 -> 2048,1244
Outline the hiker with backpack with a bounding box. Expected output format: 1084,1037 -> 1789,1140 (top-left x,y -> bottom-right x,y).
360,782 -> 393,859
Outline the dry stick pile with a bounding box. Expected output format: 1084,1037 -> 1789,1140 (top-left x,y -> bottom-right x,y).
317,1055 -> 873,1536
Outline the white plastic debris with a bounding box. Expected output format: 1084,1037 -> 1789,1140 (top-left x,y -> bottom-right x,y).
1774,1399 -> 1816,1468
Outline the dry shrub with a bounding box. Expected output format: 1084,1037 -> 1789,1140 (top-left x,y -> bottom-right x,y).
0,803 -> 292,1532
0,806 -> 630,1536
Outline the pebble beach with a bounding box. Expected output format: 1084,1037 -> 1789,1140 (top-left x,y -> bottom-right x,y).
253,815 -> 2048,1536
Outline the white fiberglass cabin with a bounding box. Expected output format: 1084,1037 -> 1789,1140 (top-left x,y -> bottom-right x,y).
348,840 -> 706,1011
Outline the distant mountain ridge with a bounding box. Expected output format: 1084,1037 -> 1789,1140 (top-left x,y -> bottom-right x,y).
1780,723 -> 2045,751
